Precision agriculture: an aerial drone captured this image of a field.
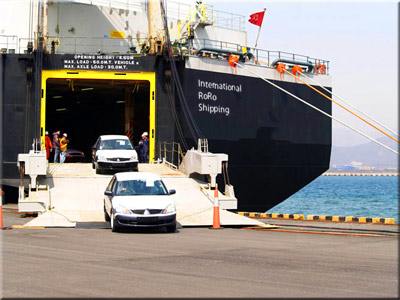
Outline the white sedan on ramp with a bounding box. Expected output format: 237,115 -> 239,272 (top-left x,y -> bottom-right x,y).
104,172 -> 177,233
92,135 -> 138,174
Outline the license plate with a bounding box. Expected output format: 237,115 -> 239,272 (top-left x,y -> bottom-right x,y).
137,217 -> 158,223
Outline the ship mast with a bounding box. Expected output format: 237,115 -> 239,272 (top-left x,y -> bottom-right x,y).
147,0 -> 165,54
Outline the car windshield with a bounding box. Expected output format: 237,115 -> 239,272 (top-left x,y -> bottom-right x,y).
100,139 -> 133,150
115,179 -> 168,196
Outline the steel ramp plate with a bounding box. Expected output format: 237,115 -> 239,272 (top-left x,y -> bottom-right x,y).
23,163 -> 272,228
160,177 -> 268,227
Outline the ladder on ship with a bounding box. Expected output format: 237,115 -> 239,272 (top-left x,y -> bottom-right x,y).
178,1 -> 213,40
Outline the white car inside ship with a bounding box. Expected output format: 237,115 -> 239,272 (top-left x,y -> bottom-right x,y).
92,135 -> 138,174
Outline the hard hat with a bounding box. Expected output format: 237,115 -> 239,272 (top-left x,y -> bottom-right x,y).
63,133 -> 68,137
45,131 -> 49,135
141,132 -> 148,137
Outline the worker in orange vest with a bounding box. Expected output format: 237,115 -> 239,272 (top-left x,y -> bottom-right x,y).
44,131 -> 53,160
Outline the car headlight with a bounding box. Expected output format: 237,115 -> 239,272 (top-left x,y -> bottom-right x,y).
114,206 -> 132,215
130,154 -> 137,160
97,155 -> 106,161
162,203 -> 176,214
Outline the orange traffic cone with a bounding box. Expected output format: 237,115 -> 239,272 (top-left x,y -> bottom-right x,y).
211,184 -> 222,229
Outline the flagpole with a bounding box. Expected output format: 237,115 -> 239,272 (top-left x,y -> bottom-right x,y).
254,8 -> 266,49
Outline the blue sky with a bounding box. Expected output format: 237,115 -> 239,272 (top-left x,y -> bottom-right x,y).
209,0 -> 398,146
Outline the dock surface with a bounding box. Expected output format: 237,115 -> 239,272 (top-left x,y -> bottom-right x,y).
2,208 -> 398,298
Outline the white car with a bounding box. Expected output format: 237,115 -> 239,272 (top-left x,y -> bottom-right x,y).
104,172 -> 177,233
92,135 -> 138,174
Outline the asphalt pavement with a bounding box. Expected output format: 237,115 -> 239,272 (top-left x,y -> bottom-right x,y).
2,207 -> 398,298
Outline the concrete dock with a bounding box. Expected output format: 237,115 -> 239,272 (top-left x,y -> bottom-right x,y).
2,207 -> 398,298
323,171 -> 398,176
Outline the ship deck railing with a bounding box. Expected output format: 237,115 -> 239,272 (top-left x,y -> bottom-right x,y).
43,36 -> 150,55
158,141 -> 185,169
1,34 -> 330,75
0,35 -> 149,56
188,38 -> 330,74
0,34 -> 19,53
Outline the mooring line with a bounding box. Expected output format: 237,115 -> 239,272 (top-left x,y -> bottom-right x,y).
234,62 -> 398,155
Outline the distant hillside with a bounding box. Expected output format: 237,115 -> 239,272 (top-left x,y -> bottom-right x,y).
331,137 -> 398,169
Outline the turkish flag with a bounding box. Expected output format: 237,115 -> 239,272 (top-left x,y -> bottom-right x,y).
248,11 -> 265,27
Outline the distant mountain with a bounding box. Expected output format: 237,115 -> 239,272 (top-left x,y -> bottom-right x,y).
331,137 -> 398,169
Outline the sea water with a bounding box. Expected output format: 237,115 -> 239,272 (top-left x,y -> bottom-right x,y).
267,176 -> 399,220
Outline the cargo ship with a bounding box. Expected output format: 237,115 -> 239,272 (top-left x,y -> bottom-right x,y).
0,0 -> 331,212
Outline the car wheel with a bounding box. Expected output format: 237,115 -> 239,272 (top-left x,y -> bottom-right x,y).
111,213 -> 119,232
166,224 -> 176,233
104,206 -> 110,222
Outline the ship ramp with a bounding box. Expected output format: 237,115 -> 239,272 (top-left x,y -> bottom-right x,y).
20,162 -> 269,228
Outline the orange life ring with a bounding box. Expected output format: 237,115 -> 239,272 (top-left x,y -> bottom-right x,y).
315,63 -> 326,74
276,63 -> 286,73
228,54 -> 239,67
318,64 -> 326,74
292,65 -> 303,76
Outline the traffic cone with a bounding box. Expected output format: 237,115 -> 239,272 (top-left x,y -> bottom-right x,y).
211,184 -> 222,229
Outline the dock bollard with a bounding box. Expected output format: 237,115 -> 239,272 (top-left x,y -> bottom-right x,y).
211,184 -> 222,229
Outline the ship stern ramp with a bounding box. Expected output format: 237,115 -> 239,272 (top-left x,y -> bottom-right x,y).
21,162 -> 270,229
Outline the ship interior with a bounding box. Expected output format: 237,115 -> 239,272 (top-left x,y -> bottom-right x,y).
45,78 -> 150,161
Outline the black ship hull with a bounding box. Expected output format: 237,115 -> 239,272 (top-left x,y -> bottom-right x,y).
181,67 -> 331,211
0,53 -> 331,211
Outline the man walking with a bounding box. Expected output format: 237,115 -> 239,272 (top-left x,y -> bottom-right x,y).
44,131 -> 53,160
52,131 -> 61,163
138,132 -> 149,163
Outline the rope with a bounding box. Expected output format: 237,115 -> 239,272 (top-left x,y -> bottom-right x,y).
160,0 -> 203,144
165,80 -> 189,151
283,69 -> 399,144
300,72 -> 399,138
234,62 -> 398,155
